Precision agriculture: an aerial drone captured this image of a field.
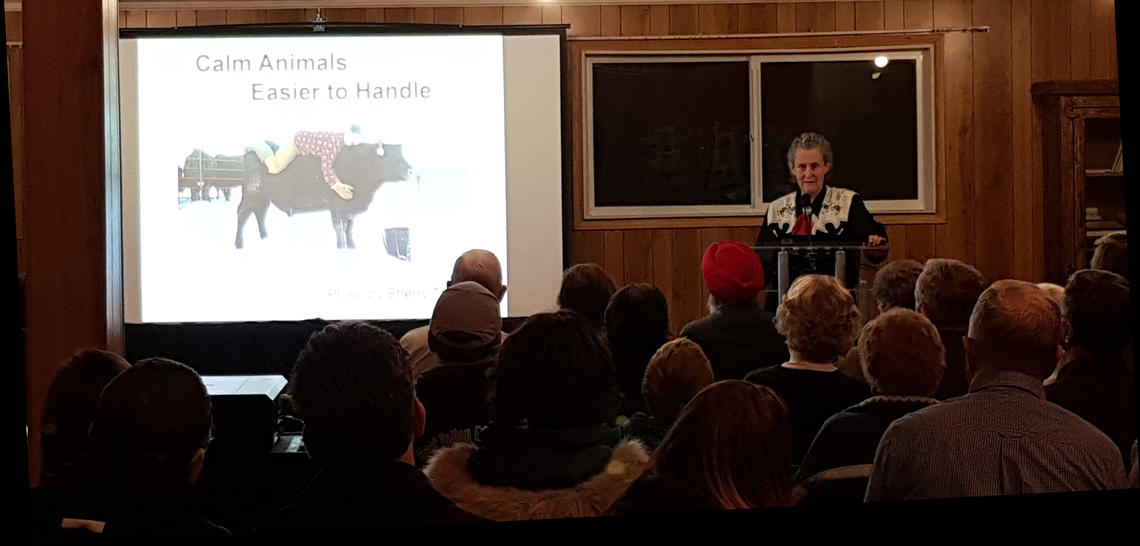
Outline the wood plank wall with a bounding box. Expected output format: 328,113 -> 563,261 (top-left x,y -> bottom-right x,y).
6,1 -> 1120,335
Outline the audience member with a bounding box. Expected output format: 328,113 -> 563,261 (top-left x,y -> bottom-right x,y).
866,280 -> 1128,501
32,358 -> 229,541
1090,231 -> 1127,278
604,283 -> 671,417
836,259 -> 925,382
681,241 -> 788,380
425,311 -> 649,521
258,322 -> 484,533
413,282 -> 504,466
401,249 -> 507,377
795,309 -> 944,505
1036,282 -> 1065,305
609,381 -> 794,514
1044,269 -> 1135,466
914,258 -> 987,398
621,338 -> 715,452
557,263 -> 617,327
39,349 -> 130,481
744,274 -> 869,467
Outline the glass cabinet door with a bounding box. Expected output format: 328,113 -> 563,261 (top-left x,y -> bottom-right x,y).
1082,116 -> 1124,267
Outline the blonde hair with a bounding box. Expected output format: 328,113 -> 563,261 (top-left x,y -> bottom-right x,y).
642,338 -> 715,424
775,274 -> 861,363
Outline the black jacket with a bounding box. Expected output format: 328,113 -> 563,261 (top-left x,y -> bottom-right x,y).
31,454 -> 231,543
680,303 -> 788,381
256,459 -> 485,534
608,472 -> 719,515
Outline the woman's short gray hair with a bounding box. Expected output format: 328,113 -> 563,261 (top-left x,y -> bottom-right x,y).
786,132 -> 834,169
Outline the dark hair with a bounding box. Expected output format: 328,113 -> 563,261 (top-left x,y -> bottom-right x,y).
86,358 -> 212,481
1063,269 -> 1131,355
604,284 -> 670,415
871,259 -> 925,311
557,263 -> 616,327
650,381 -> 794,509
1090,232 -> 1127,278
290,321 -> 415,461
915,259 -> 987,330
490,311 -> 619,428
40,349 -> 131,477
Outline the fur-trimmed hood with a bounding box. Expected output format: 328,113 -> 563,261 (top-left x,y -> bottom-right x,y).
423,439 -> 650,521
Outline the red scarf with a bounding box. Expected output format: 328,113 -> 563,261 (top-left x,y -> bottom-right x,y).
791,213 -> 813,235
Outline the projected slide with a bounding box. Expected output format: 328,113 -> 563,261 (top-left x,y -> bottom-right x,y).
122,35 -> 508,322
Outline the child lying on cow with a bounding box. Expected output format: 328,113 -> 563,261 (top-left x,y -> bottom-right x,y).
248,126 -> 381,200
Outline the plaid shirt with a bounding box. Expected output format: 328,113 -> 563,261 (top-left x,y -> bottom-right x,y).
865,369 -> 1128,502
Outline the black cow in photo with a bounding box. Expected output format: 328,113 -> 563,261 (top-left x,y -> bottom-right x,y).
235,143 -> 412,249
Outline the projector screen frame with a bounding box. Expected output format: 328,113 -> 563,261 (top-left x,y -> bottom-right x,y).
116,22 -> 573,326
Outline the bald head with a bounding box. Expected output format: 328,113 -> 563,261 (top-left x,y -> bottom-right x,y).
966,279 -> 1062,379
450,249 -> 506,301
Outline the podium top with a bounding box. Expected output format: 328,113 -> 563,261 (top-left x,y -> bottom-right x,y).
752,242 -> 889,251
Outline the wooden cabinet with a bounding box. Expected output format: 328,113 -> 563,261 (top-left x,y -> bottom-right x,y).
1033,80 -> 1122,284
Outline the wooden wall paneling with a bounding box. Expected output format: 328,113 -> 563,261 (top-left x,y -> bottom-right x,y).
1069,0 -> 1091,79
23,0 -> 120,485
563,5 -> 599,36
434,8 -> 463,24
621,5 -> 651,36
1030,0 -> 1071,280
175,10 -> 197,27
885,224 -> 907,261
364,8 -> 387,23
542,5 -> 563,25
385,8 -> 414,23
739,3 -> 778,34
119,12 -> 127,28
649,5 -> 670,35
572,230 -> 606,267
904,225 -> 935,262
264,9 -> 308,23
971,0 -> 1014,281
1031,0 -> 1071,80
698,4 -> 738,35
225,10 -> 267,24
600,6 -> 622,36
123,10 -> 146,28
669,4 -> 699,35
671,228 -> 704,333
836,2 -> 856,31
883,0 -> 905,29
796,2 -> 836,33
1010,0 -> 1035,280
9,47 -> 24,277
603,230 -> 626,287
854,1 -> 885,30
622,230 -> 655,284
650,229 -> 676,333
933,0 -> 973,265
464,7 -> 504,26
776,3 -> 796,32
5,11 -> 21,41
504,6 -> 542,25
1089,0 -> 1116,79
903,0 -> 933,29
146,10 -> 176,28
413,8 -> 435,24
196,10 -> 226,26
322,8 -> 366,22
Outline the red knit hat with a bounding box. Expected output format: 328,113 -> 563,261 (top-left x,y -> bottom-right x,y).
701,241 -> 765,303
